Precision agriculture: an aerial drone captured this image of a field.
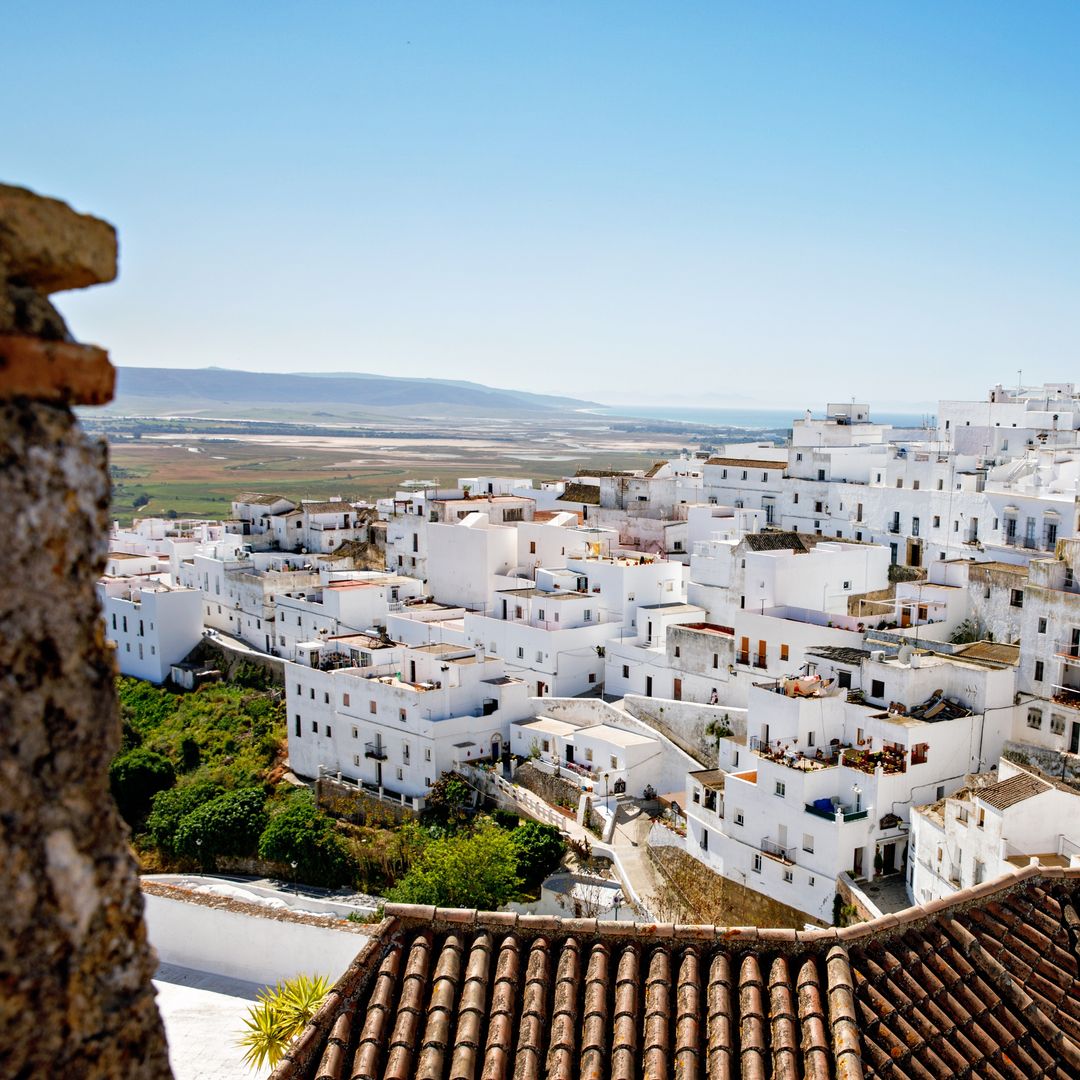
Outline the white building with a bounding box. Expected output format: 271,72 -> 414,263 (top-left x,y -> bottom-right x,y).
910,759 -> 1080,904
99,578 -> 203,684
683,645 -> 1017,923
285,641 -> 532,799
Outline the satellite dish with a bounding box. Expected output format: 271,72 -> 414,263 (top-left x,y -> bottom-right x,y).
897,645 -> 914,666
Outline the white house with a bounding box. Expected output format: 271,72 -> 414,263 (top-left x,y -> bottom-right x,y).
99,578 -> 203,684
285,642 -> 532,800
910,759 -> 1080,905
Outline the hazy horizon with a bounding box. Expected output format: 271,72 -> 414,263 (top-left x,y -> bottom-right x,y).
11,4 -> 1079,406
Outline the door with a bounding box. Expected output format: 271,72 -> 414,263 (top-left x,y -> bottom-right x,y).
1071,722 -> 1080,755
375,762 -> 383,787
1071,628 -> 1080,658
645,676 -> 653,697
853,848 -> 863,877
409,660 -> 416,683
882,842 -> 896,874
491,737 -> 501,763
673,678 -> 682,701
566,745 -> 574,764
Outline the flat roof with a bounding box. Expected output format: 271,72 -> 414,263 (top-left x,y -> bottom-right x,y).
514,716 -> 579,737
576,724 -> 656,748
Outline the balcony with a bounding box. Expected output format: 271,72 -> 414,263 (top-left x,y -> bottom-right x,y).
888,523 -> 901,535
805,800 -> 868,822
842,746 -> 907,775
753,738 -> 844,771
760,837 -> 796,864
364,741 -> 388,760
1051,686 -> 1080,711
1055,642 -> 1080,665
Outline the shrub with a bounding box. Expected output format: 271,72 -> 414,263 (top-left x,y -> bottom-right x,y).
421,771 -> 471,831
109,747 -> 175,827
175,787 -> 268,862
510,820 -> 565,885
388,821 -> 521,909
238,973 -> 331,1071
258,790 -> 355,888
146,780 -> 224,854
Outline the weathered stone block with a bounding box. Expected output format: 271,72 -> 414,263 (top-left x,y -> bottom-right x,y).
0,334 -> 114,404
0,182 -> 118,293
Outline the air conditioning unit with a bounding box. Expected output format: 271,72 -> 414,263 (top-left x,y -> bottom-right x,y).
871,650 -> 886,662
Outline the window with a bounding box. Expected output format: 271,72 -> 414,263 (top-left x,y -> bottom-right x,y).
353,754 -> 360,767
369,700 -> 377,714
721,469 -> 728,479
913,480 -> 920,490
871,679 -> 885,699
399,708 -> 407,723
325,725 -> 332,738
1034,661 -> 1044,683
809,876 -> 815,887
542,739 -> 550,753
837,670 -> 851,690
324,692 -> 330,704
517,646 -> 525,660
815,500 -> 823,514
1038,618 -> 1047,634
977,808 -> 985,829
311,721 -> 318,734
425,747 -> 432,761
793,493 -> 799,504
783,869 -> 794,884
762,472 -> 768,482
780,644 -> 789,661
343,693 -> 350,707
807,731 -> 815,747
896,478 -> 903,488
310,687 -> 315,699
775,781 -> 786,798
403,744 -> 410,763
622,664 -> 630,679
296,683 -> 302,696
295,717 -> 301,737
958,806 -> 969,823
911,742 -> 928,765
536,650 -> 543,663
610,755 -> 618,769
1027,708 -> 1043,729
1051,714 -> 1066,735
933,515 -> 940,528
529,541 -> 536,554
674,645 -> 681,658
752,854 -> 762,873
734,810 -> 744,827
712,653 -> 719,669
1010,589 -> 1023,608
396,767 -> 404,781
352,726 -> 358,739
803,833 -> 814,853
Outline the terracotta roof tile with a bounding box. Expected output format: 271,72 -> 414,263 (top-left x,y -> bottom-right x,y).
273,871 -> 1080,1080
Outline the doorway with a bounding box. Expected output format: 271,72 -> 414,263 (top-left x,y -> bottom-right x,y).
853,848 -> 863,878
645,676 -> 653,697
880,842 -> 896,874
673,677 -> 682,701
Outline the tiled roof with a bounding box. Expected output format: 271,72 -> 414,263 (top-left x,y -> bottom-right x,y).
807,645 -> 872,665
302,501 -> 355,515
978,771 -> 1052,809
235,492 -> 291,505
742,530 -> 808,553
558,483 -> 600,506
705,456 -> 785,470
270,865 -> 1080,1080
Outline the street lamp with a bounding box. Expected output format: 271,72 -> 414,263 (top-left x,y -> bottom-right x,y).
852,784 -> 862,812
290,860 -> 298,896
612,891 -> 623,921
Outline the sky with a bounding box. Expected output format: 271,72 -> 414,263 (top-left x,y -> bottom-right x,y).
8,3 -> 1080,408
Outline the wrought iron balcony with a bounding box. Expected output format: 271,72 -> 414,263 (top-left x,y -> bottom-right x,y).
364,741 -> 388,760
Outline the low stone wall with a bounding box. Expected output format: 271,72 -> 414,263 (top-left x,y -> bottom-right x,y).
316,776 -> 419,825
183,634 -> 285,687
513,761 -> 581,811
648,845 -> 826,929
1003,741 -> 1080,790
836,871 -> 879,924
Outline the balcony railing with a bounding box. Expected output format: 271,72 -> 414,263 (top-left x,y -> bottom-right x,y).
760,837 -> 796,864
1055,642 -> 1080,664
1051,686 -> 1080,711
804,801 -> 869,822
364,741 -> 388,760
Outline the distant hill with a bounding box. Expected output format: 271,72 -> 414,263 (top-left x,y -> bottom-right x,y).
108,367 -> 601,417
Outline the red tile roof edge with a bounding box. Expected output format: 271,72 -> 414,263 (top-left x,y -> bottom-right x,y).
382,862 -> 1080,947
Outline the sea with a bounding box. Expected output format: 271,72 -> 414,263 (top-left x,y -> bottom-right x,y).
595,405 -> 931,430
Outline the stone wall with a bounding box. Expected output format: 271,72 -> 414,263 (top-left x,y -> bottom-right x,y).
648,845 -> 827,929
1002,741 -> 1080,790
513,761 -> 581,811
0,185 -> 171,1076
316,775 -> 419,825
623,695 -> 747,767
184,633 -> 286,687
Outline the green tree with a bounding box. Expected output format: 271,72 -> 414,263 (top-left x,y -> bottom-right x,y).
388,821 -> 522,909
510,820 -> 565,885
238,973 -> 331,1071
421,771 -> 472,831
175,787 -> 268,863
258,790 -> 355,888
109,747 -> 175,827
146,780 -> 224,854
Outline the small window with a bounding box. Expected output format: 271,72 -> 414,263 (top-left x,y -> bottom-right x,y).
369,700 -> 377,714
622,665 -> 630,679
735,810 -> 744,827
1027,708 -> 1043,729
343,693 -> 350,707
396,767 -> 404,781
780,644 -> 789,661
1010,590 -> 1023,608
1051,714 -> 1066,735
295,717 -> 301,737
517,646 -> 525,660
752,853 -> 762,873
353,754 -> 360,767
783,869 -> 794,883
803,833 -> 814,853
871,679 -> 885,699
325,726 -> 331,738
425,747 -> 432,761
1038,618 -> 1047,634
610,755 -> 618,769
312,721 -> 319,734
295,683 -> 302,696
775,781 -> 786,798
933,515 -> 940,528
1034,661 -> 1044,683
352,726 -> 358,739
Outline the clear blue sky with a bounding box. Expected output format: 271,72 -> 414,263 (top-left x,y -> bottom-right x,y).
9,3 -> 1079,408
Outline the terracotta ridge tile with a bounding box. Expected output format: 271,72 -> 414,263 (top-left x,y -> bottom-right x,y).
480,934 -> 521,1080
825,945 -> 865,1080
674,946 -> 702,1080
385,930 -> 434,1080
547,935 -> 581,1080
643,947 -> 672,1080
512,936 -> 551,1080
767,956 -> 801,1080
449,931 -> 494,1080
611,945 -> 641,1080
580,941 -> 611,1080
416,932 -> 465,1080
795,958 -> 831,1080
738,954 -> 769,1080
351,943 -> 404,1080
706,952 -> 735,1080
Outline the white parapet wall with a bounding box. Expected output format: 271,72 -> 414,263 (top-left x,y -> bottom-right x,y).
143,881 -> 370,987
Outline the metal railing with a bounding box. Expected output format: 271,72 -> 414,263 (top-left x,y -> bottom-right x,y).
760,837 -> 796,863
364,741 -> 388,760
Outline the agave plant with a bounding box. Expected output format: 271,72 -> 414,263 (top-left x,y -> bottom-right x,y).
238,972 -> 332,1071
